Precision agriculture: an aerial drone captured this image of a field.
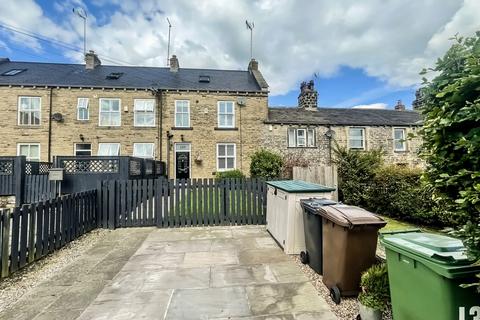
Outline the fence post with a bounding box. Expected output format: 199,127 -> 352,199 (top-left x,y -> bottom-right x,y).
107,180 -> 116,229
14,156 -> 26,207
1,209 -> 11,278
96,180 -> 102,228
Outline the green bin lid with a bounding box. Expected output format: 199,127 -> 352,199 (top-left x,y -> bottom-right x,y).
380,230 -> 480,278
266,180 -> 335,193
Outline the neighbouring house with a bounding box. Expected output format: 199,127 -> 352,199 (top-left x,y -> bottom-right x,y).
0,52 -> 269,179
263,81 -> 423,166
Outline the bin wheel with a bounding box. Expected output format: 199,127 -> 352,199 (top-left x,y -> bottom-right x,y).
330,286 -> 341,304
356,315 -> 361,320
300,251 -> 309,264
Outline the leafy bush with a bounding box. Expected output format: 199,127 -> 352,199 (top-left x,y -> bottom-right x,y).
358,263 -> 390,311
215,169 -> 245,179
367,166 -> 442,226
333,145 -> 383,207
250,149 -> 283,180
416,33 -> 480,290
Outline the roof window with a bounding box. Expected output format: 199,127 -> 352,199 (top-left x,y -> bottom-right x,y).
2,69 -> 26,76
106,72 -> 124,80
199,75 -> 210,83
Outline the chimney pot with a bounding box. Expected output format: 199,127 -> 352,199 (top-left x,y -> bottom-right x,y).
170,55 -> 179,72
394,99 -> 406,111
85,50 -> 101,70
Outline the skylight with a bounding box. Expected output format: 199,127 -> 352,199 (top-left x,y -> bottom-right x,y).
199,75 -> 210,83
106,72 -> 124,80
1,69 -> 27,76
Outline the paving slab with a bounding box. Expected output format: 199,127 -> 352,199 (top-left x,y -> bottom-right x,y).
0,225 -> 336,320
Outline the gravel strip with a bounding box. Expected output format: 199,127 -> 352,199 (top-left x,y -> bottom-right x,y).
292,255 -> 392,320
0,228 -> 110,313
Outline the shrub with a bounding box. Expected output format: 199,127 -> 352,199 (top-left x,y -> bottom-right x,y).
215,169 -> 245,179
358,263 -> 390,311
416,33 -> 480,290
367,165 -> 442,226
250,149 -> 283,180
333,145 -> 383,207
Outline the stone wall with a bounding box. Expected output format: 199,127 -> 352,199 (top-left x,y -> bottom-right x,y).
263,123 -> 423,167
0,86 -> 268,178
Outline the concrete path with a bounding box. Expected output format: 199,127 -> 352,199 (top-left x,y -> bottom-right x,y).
0,226 -> 336,320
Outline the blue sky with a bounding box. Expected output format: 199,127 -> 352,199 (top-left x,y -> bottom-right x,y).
1,0 -> 478,109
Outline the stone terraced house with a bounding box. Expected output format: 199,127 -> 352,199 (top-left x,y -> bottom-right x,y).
0,53 -> 422,179
0,53 -> 269,179
264,81 -> 423,167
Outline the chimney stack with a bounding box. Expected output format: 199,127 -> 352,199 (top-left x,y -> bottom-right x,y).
170,55 -> 179,72
85,50 -> 101,70
298,80 -> 318,111
248,58 -> 258,71
394,100 -> 406,111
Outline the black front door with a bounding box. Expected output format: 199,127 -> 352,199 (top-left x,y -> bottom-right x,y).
175,151 -> 190,179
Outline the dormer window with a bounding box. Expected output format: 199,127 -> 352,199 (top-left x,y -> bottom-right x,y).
2,69 -> 26,76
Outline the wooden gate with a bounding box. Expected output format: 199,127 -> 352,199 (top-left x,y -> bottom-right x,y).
97,178 -> 267,229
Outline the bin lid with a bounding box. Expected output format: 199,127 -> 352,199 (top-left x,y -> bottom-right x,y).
319,204 -> 386,228
266,180 -> 336,193
381,230 -> 470,264
380,230 -> 480,278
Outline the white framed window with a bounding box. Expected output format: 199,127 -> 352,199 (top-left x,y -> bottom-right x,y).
99,98 -> 121,126
74,143 -> 92,156
175,100 -> 190,127
133,143 -> 154,159
18,96 -> 41,125
134,99 -> 155,127
349,127 -> 365,149
17,143 -> 40,161
218,101 -> 235,128
77,98 -> 89,120
287,128 -> 316,147
394,128 -> 407,151
98,143 -> 120,156
307,129 -> 315,147
217,143 -> 236,171
296,129 -> 306,147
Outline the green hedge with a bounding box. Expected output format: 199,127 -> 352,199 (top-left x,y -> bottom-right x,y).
215,169 -> 245,179
334,146 -> 443,227
250,149 -> 283,180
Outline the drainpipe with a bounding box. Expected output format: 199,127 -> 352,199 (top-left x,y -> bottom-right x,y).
150,88 -> 163,162
47,87 -> 53,162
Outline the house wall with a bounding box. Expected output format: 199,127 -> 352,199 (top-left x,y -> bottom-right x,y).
263,123 -> 423,166
0,86 -> 268,178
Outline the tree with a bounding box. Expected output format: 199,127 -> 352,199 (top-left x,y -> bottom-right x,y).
416,32 -> 480,290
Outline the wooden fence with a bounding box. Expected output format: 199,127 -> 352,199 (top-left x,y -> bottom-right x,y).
0,190 -> 97,279
293,165 -> 338,200
98,178 -> 267,229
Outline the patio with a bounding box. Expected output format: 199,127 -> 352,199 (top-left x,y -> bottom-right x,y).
0,226 -> 336,320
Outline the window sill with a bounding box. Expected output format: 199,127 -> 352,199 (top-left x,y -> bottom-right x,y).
394,150 -> 408,153
15,125 -> 42,129
97,126 -> 122,129
134,126 -> 156,130
287,146 -> 317,149
171,127 -> 193,130
214,127 -> 238,131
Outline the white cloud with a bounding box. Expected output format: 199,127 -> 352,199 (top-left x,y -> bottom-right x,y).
352,103 -> 387,110
1,0 -> 479,96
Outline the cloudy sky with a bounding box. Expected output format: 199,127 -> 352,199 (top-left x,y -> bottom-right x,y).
0,0 -> 479,109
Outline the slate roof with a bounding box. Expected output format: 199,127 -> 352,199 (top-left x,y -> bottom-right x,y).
0,60 -> 263,92
266,107 -> 422,126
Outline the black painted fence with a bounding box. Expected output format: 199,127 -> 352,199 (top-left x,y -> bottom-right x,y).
0,190 -> 97,279
98,178 -> 267,229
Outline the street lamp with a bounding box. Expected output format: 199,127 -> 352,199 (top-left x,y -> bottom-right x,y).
73,7 -> 87,56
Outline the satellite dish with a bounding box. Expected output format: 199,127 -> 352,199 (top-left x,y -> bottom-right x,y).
52,113 -> 64,122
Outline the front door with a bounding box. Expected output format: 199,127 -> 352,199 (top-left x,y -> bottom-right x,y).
175,143 -> 190,179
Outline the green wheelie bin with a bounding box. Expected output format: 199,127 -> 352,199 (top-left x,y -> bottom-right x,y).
380,230 -> 480,320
